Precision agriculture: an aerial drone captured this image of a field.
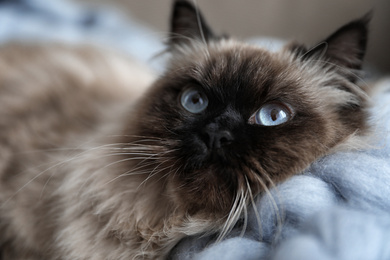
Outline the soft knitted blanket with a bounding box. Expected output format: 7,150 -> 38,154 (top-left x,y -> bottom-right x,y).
1,1 -> 389,259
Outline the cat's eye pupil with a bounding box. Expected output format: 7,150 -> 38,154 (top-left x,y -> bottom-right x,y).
180,87 -> 208,114
271,109 -> 279,121
191,95 -> 200,104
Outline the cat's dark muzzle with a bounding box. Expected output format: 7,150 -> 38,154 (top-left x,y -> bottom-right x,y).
200,130 -> 239,168
202,127 -> 234,150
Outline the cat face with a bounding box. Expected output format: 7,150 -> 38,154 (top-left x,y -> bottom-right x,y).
126,1 -> 370,216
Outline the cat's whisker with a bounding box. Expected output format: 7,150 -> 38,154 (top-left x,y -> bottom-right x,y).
128,149 -> 178,172
36,143 -> 169,200
246,176 -> 263,241
143,157 -> 182,188
83,153 -> 168,191
137,158 -> 176,189
117,146 -> 161,151
104,134 -> 164,140
99,148 -> 178,187
171,161 -> 184,180
40,153 -> 155,198
242,160 -> 284,239
15,144 -> 144,199
217,183 -> 249,243
162,124 -> 180,137
1,144 -> 114,207
252,172 -> 284,239
107,170 -> 154,184
239,178 -> 250,238
102,159 -> 169,187
15,147 -> 85,155
12,142 -> 131,156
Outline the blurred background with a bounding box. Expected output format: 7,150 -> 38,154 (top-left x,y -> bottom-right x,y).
80,0 -> 390,75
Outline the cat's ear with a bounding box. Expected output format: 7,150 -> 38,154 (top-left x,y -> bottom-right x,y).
296,13 -> 371,71
169,0 -> 216,47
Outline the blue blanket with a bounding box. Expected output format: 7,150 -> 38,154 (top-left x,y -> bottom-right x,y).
2,1 -> 389,259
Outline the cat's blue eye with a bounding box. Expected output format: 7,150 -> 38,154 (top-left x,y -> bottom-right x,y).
180,87 -> 208,114
251,102 -> 293,126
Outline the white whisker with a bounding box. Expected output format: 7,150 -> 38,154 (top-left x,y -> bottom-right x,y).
245,176 -> 262,241
217,184 -> 248,242
251,171 -> 284,238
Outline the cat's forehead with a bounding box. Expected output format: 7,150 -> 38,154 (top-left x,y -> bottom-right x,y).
170,39 -> 303,95
173,39 -> 284,81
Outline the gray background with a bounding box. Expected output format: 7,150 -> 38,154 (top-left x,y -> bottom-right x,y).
81,0 -> 390,74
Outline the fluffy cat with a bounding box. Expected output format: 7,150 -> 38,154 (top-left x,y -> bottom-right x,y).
0,0 -> 371,259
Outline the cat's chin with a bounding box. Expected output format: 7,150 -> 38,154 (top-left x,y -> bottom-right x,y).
169,170 -> 232,214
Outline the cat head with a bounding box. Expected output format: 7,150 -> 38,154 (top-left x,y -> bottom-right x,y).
126,0 -> 370,218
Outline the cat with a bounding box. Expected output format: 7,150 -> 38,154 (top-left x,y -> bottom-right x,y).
0,0 -> 371,259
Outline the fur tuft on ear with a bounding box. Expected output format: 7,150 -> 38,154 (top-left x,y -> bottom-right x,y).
169,0 -> 215,47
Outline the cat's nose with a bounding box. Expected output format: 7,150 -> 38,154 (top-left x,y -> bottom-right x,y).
204,129 -> 234,150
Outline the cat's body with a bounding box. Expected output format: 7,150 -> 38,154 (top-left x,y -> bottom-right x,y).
0,44 -> 159,259
0,1 -> 372,259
